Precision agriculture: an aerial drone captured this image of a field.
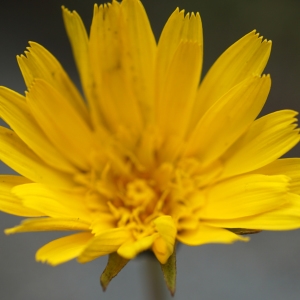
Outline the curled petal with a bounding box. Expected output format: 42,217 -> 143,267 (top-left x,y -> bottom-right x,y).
153,216 -> 177,264
36,232 -> 93,266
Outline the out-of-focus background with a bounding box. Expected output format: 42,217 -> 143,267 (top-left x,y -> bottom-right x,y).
0,0 -> 300,299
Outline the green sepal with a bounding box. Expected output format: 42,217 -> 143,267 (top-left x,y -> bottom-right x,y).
100,252 -> 129,291
227,228 -> 261,235
159,245 -> 177,296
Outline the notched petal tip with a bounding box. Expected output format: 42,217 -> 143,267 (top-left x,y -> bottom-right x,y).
61,5 -> 71,14
175,7 -> 185,17
27,41 -> 38,47
61,6 -> 76,20
19,42 -> 38,59
261,37 -> 272,45
253,31 -> 272,45
61,6 -> 84,28
184,12 -> 190,19
183,10 -> 202,24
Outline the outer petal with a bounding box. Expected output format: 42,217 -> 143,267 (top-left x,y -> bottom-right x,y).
62,7 -> 96,114
0,127 -> 73,188
5,217 -> 90,234
177,223 -> 248,246
185,75 -> 271,165
26,79 -> 93,170
157,8 -> 203,94
205,193 -> 300,230
36,232 -> 93,266
190,30 -> 271,128
17,42 -> 90,125
201,174 -> 289,219
156,9 -> 203,138
78,228 -> 132,263
0,87 -> 76,173
221,110 -> 300,179
12,183 -> 91,222
0,175 -> 42,217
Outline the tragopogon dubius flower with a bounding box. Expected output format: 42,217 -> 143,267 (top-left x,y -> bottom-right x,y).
1,0 -> 300,294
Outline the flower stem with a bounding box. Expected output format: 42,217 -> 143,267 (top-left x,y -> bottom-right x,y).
143,253 -> 167,300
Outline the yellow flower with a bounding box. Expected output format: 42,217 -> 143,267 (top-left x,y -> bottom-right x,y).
1,0 -> 300,293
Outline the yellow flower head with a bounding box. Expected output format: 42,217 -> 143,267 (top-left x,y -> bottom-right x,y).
1,0 -> 300,293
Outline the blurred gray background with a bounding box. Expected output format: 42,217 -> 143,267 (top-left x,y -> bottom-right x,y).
1,0 -> 300,299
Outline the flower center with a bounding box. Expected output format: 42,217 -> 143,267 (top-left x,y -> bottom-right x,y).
124,179 -> 155,207
75,162 -> 168,238
74,148 -> 217,238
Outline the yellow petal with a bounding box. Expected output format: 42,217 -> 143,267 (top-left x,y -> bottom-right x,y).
62,7 -> 95,113
89,1 -> 148,135
88,1 -> 129,131
177,223 -> 248,246
120,0 -> 156,124
36,232 -> 93,266
26,79 -> 93,170
190,30 -> 271,127
252,158 -> 300,194
157,8 -> 203,96
17,42 -> 90,125
185,75 -> 271,165
96,65 -> 144,138
0,87 -> 76,173
0,127 -> 73,188
5,217 -> 90,234
152,215 -> 177,264
201,174 -> 289,219
78,228 -> 132,263
156,9 -> 202,139
221,110 -> 300,178
89,2 -> 121,77
156,41 -> 202,139
205,193 -> 300,230
0,175 -> 42,217
12,183 -> 91,222
117,234 -> 157,260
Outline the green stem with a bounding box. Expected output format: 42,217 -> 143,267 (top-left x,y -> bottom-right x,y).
143,254 -> 167,300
